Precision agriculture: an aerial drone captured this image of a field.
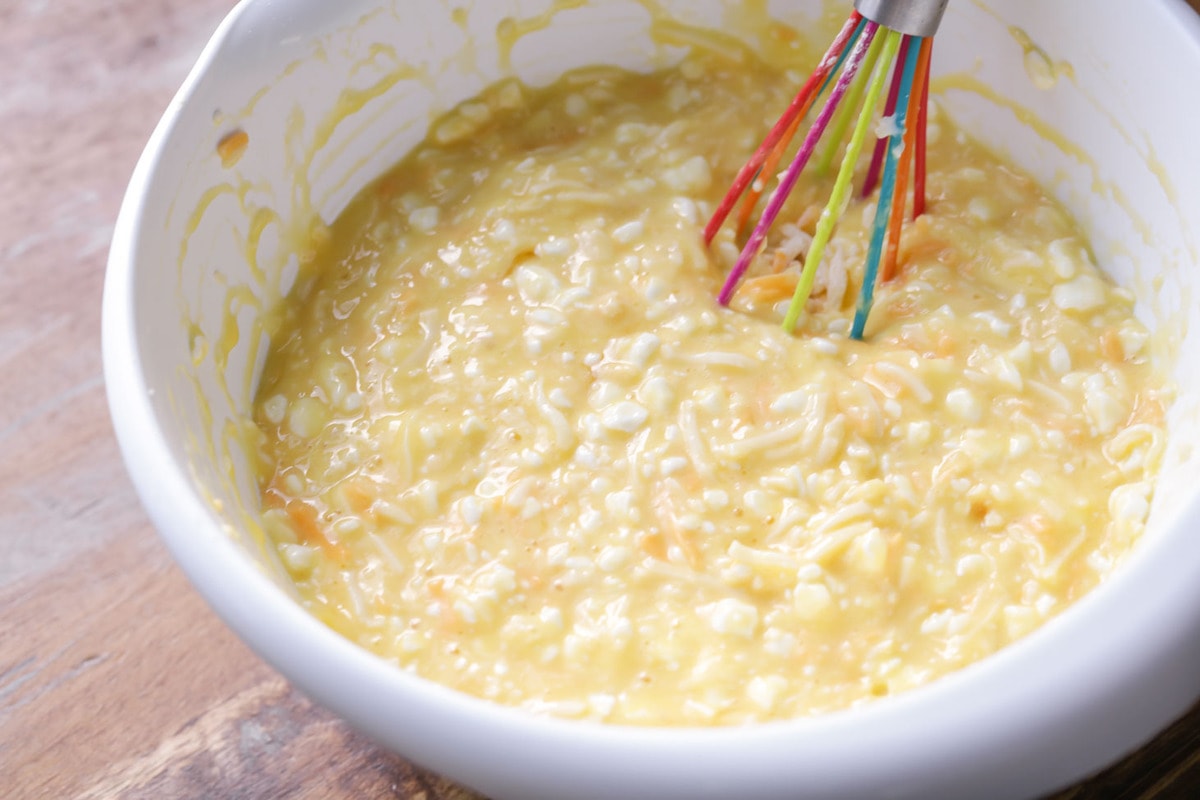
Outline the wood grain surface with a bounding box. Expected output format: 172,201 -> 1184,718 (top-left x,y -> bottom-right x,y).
2,1 -> 1199,798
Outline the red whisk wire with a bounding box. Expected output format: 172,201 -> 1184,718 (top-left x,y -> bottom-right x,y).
913,40 -> 933,219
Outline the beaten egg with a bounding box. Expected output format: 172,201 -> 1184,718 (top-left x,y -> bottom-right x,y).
248,42 -> 1167,726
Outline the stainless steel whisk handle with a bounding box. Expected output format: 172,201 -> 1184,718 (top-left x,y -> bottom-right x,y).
854,0 -> 949,37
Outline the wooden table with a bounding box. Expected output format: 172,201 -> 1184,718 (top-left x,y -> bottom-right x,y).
3,1 -> 1199,797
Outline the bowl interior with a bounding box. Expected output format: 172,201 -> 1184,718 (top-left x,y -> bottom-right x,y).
104,1 -> 1200,797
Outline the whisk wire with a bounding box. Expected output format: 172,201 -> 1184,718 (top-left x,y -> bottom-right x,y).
913,41 -> 933,219
718,22 -> 884,306
782,28 -> 900,331
861,36 -> 911,198
851,34 -> 923,340
708,2 -> 944,337
703,11 -> 864,246
882,37 -> 933,281
815,28 -> 883,177
733,19 -> 867,236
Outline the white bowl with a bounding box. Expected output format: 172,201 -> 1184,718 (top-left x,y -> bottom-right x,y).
103,1 -> 1200,798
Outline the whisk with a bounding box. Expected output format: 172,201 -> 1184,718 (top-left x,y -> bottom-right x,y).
706,0 -> 949,340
